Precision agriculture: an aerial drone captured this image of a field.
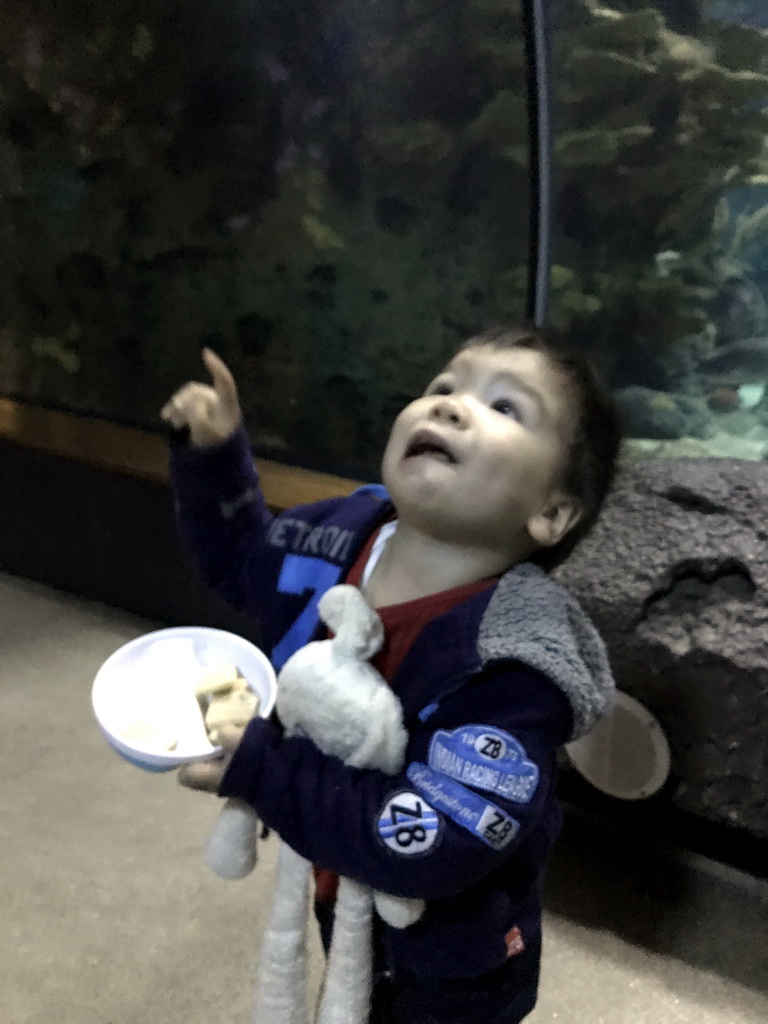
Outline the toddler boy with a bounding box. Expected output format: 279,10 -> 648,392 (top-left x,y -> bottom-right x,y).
163,324 -> 622,1023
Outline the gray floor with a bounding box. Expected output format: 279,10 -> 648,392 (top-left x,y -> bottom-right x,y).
1,572 -> 766,1024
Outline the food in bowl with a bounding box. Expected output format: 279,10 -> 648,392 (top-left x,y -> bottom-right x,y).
118,719 -> 181,752
195,664 -> 260,743
114,660 -> 261,753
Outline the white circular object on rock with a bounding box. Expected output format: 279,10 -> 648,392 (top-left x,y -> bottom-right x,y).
565,691 -> 671,800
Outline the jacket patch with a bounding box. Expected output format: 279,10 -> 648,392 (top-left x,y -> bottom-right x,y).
376,789 -> 442,857
407,764 -> 519,851
427,726 -> 539,804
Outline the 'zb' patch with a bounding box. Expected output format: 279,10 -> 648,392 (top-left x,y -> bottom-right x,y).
376,790 -> 442,856
427,725 -> 539,803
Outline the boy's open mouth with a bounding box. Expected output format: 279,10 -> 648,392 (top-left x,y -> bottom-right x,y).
404,429 -> 458,464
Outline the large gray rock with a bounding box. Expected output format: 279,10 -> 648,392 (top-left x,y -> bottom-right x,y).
556,458 -> 768,839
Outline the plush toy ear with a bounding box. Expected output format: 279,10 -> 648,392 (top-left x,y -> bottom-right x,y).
318,585 -> 384,661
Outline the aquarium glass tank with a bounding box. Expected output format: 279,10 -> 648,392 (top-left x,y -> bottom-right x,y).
549,0 -> 768,460
0,0 -> 532,478
1,0 -> 767,476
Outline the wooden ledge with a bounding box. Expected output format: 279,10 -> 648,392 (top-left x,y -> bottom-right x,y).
0,398 -> 362,510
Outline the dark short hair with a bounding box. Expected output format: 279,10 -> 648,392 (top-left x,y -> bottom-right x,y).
462,324 -> 623,571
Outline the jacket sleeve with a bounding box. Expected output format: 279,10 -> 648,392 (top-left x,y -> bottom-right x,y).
219,663 -> 573,900
168,427 -> 275,614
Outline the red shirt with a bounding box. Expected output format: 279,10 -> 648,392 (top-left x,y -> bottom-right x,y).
314,525 -> 498,904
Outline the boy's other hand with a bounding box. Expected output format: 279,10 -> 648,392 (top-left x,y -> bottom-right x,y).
160,348 -> 243,448
178,724 -> 245,793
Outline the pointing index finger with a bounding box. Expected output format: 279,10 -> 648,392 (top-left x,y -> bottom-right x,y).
202,348 -> 239,412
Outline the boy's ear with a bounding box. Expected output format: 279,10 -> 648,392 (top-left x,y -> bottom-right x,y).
527,494 -> 582,549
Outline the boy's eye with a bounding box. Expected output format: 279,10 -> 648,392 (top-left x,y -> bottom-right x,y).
491,397 -> 522,420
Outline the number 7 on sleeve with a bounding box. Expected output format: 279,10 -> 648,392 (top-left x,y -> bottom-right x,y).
271,555 -> 343,670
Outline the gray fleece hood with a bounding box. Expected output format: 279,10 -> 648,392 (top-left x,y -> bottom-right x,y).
477,562 -> 615,741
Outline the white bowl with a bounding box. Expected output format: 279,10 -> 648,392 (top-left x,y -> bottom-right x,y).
92,626 -> 276,773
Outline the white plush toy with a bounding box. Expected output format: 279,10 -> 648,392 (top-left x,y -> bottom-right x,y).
205,584 -> 424,1024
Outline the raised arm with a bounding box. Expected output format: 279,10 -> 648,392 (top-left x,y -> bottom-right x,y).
162,349 -> 275,613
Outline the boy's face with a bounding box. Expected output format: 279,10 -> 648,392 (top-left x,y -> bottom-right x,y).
381,344 -> 578,556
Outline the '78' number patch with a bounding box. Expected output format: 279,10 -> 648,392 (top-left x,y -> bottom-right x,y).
376,790 -> 443,856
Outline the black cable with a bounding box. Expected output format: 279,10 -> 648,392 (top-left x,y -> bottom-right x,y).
522,0 -> 553,328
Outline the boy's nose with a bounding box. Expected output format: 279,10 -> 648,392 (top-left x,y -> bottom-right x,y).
430,396 -> 469,428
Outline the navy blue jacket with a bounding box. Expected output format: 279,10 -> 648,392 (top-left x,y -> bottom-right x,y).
169,427 -> 615,1000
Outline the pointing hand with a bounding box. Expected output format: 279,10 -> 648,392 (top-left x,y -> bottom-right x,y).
161,349 -> 243,448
